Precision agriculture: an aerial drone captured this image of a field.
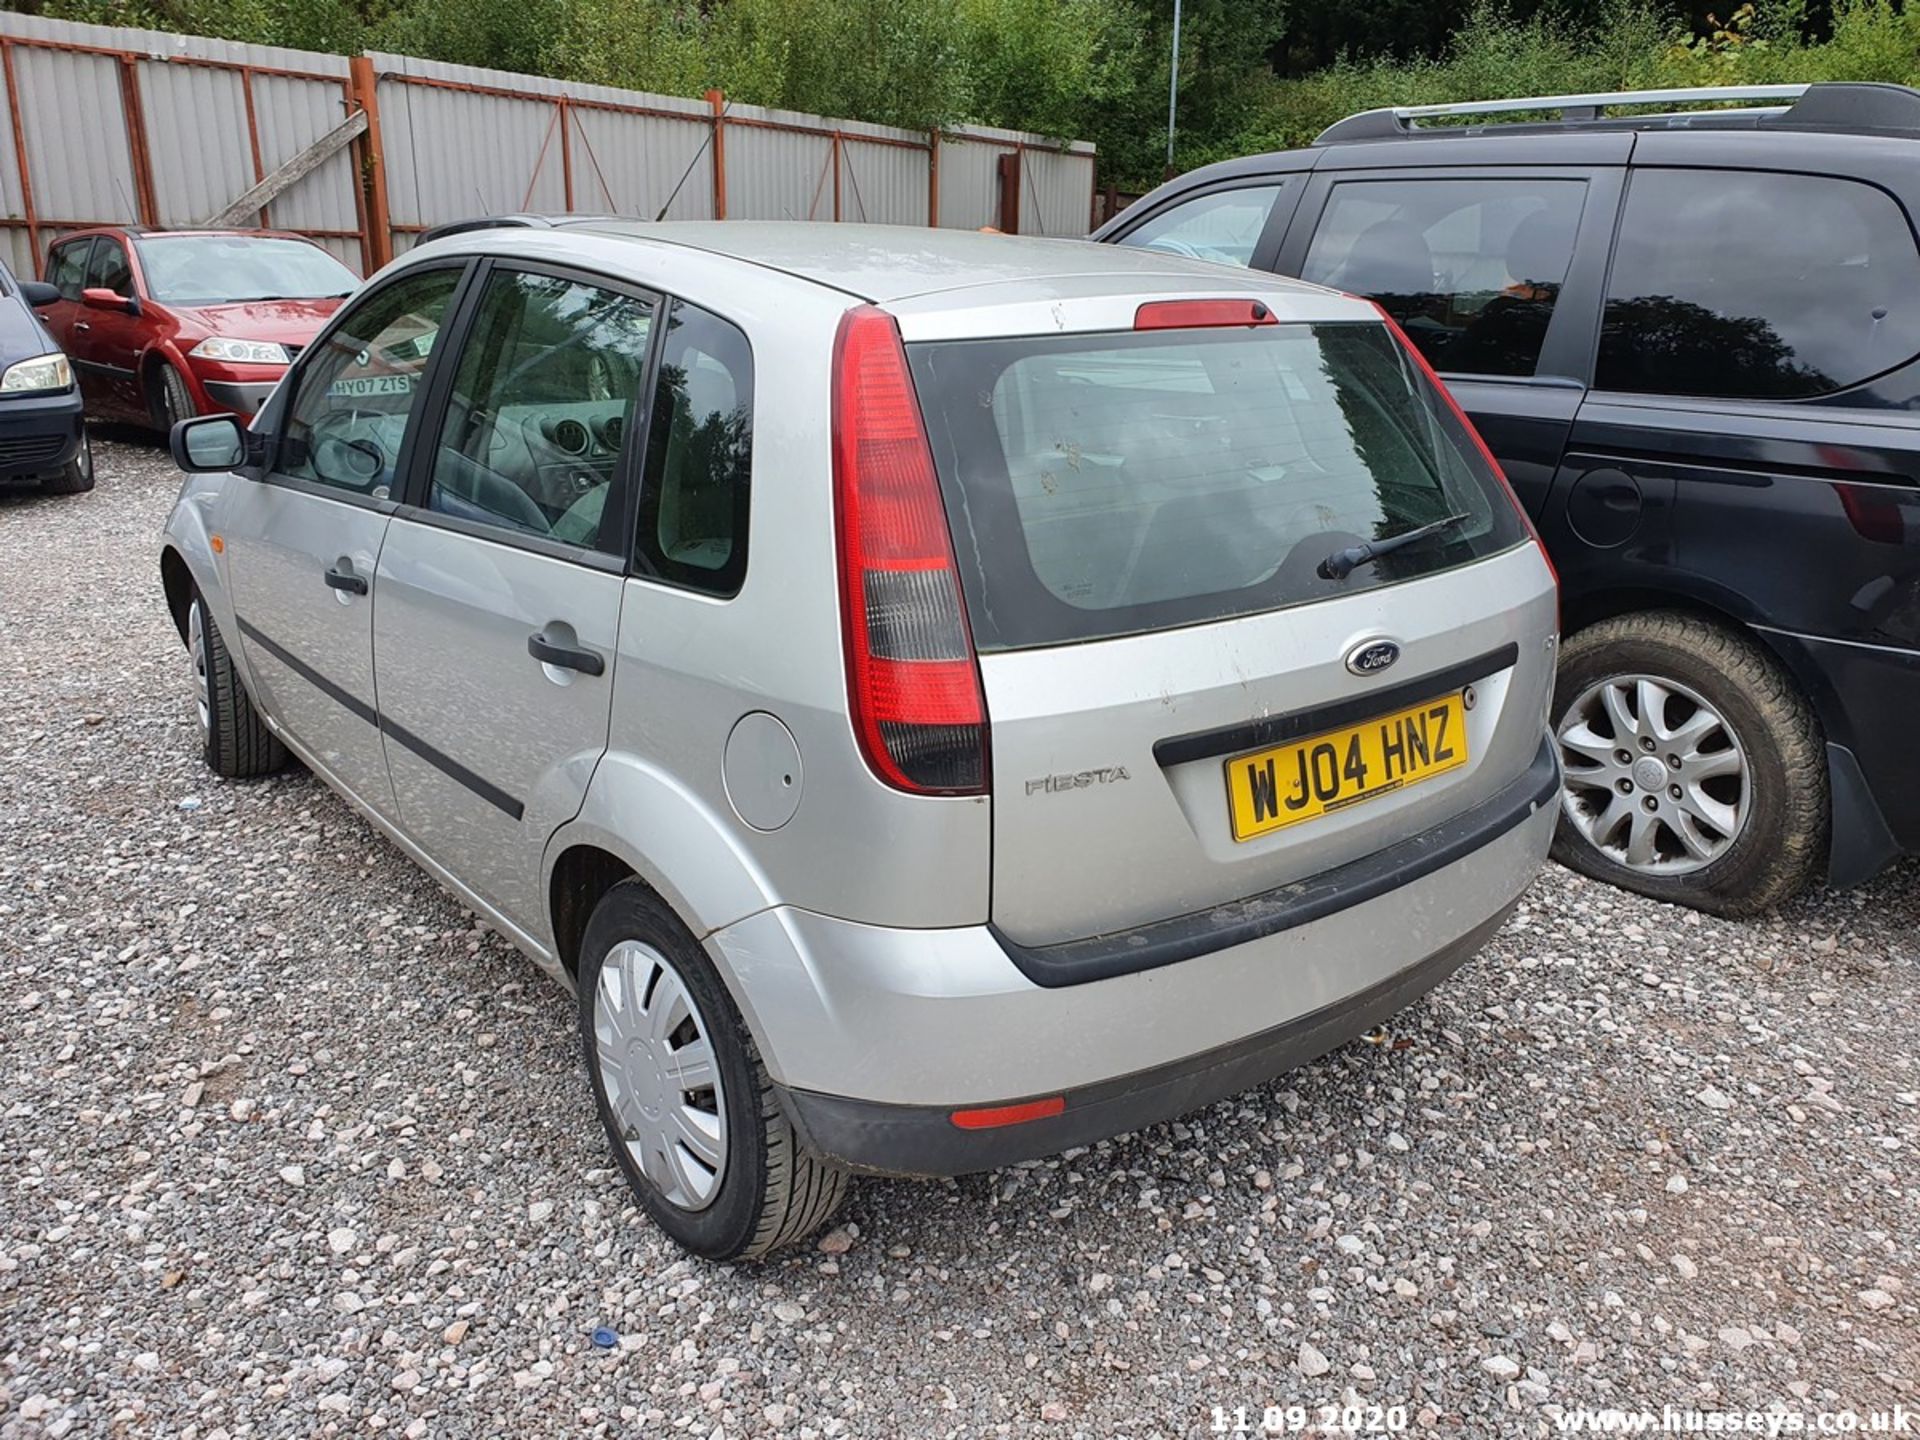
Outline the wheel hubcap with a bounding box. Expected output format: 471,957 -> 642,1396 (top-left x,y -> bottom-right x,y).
187,602 -> 211,736
1556,673 -> 1748,875
591,940 -> 727,1211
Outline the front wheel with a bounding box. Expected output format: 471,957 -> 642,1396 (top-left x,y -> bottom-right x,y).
1551,611 -> 1827,916
188,591 -> 286,779
577,881 -> 847,1260
154,363 -> 195,434
41,430 -> 93,495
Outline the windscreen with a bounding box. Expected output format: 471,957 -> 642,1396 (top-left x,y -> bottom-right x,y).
909,320 -> 1528,652
136,236 -> 358,305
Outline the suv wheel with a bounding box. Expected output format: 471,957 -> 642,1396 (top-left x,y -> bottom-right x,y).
42,431 -> 94,495
1551,611 -> 1826,916
188,591 -> 287,778
578,881 -> 847,1260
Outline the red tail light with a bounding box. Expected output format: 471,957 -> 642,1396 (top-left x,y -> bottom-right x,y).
832,305 -> 989,795
1371,303 -> 1561,604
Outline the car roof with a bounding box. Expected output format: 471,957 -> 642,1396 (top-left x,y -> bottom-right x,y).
419,218 -> 1361,309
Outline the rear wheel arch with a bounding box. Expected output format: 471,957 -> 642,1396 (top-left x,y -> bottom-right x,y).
548,843 -> 636,981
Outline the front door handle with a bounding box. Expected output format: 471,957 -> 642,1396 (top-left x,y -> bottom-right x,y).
324,565 -> 368,596
528,631 -> 605,676
73,321 -> 91,332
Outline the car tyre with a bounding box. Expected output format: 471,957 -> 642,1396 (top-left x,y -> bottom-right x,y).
41,430 -> 93,495
154,362 -> 195,434
1551,611 -> 1826,916
577,880 -> 848,1260
189,590 -> 287,779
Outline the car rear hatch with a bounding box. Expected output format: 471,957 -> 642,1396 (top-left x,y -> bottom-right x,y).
897,286 -> 1558,957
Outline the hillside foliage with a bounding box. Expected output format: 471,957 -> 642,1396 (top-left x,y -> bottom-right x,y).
29,0 -> 1920,191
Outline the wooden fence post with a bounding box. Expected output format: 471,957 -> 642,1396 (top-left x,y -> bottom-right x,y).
349,55 -> 393,272
706,88 -> 726,219
927,128 -> 939,228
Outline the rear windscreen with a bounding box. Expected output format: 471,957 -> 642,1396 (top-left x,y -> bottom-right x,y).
909,320 -> 1528,652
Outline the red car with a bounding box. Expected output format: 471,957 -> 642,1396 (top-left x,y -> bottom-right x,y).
35,227 -> 358,432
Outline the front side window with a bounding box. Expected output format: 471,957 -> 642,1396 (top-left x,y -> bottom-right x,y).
278,265 -> 464,498
136,235 -> 358,305
910,321 -> 1527,651
1598,168 -> 1920,400
428,268 -> 655,552
47,240 -> 91,300
85,238 -> 133,298
1116,184 -> 1286,268
634,300 -> 754,596
1300,178 -> 1587,379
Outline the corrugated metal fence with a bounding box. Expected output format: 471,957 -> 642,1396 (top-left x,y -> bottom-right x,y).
0,12 -> 1097,280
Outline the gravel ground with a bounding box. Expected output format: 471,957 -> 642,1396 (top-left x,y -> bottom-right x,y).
2,435 -> 1916,1440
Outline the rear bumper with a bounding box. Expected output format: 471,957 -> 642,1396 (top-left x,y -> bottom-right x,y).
0,387 -> 83,481
784,899 -> 1518,1176
708,736 -> 1558,1161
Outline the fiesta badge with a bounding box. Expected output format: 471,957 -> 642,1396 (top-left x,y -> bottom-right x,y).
1345,638 -> 1401,677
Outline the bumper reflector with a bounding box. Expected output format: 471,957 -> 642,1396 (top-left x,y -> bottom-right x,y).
949,1096 -> 1066,1130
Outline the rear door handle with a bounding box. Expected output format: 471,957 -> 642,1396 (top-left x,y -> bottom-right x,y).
528,631 -> 605,676
324,565 -> 368,596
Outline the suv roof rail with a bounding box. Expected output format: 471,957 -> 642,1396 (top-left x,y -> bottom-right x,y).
1314,81 -> 1920,144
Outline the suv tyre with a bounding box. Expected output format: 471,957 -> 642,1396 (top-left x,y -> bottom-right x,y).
577,881 -> 847,1260
189,591 -> 287,778
1551,611 -> 1826,915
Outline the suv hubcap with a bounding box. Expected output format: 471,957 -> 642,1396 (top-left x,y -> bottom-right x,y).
592,940 -> 727,1211
1556,673 -> 1748,875
187,602 -> 211,736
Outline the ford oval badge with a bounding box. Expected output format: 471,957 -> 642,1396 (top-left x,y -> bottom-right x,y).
1345,639 -> 1400,677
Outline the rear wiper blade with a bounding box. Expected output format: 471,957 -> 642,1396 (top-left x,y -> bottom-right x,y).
1317,513 -> 1469,581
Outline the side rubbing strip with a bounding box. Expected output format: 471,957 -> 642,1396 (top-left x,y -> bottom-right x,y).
234,617 -> 524,821
378,716 -> 525,821
236,618 -> 377,725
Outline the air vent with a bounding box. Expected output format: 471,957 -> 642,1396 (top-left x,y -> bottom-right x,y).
548,418 -> 590,455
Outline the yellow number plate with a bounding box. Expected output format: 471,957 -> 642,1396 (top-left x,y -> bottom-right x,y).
1225,692 -> 1469,842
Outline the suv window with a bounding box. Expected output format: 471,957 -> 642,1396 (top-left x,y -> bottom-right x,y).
85,237 -> 133,297
429,268 -> 655,553
278,265 -> 464,498
1117,184 -> 1286,268
1300,178 -> 1586,379
635,300 -> 754,596
1598,168 -> 1920,401
47,240 -> 92,300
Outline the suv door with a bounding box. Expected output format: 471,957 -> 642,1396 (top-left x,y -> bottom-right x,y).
1277,161 -> 1623,519
1558,152 -> 1920,887
371,262 -> 657,938
222,261 -> 470,818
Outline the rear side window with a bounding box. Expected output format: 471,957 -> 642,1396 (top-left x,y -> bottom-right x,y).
1116,184 -> 1286,268
1598,168 -> 1920,400
1300,178 -> 1586,379
47,240 -> 91,300
910,321 -> 1528,651
634,300 -> 754,597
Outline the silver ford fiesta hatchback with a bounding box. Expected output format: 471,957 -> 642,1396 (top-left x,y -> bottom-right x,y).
159,222 -> 1560,1259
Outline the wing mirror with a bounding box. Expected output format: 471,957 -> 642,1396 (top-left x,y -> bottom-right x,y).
171,413 -> 264,475
19,279 -> 59,307
81,286 -> 139,315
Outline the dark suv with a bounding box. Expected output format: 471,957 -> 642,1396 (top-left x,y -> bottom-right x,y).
1097,81 -> 1920,915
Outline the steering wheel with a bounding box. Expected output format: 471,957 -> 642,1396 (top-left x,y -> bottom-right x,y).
308,414 -> 387,491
